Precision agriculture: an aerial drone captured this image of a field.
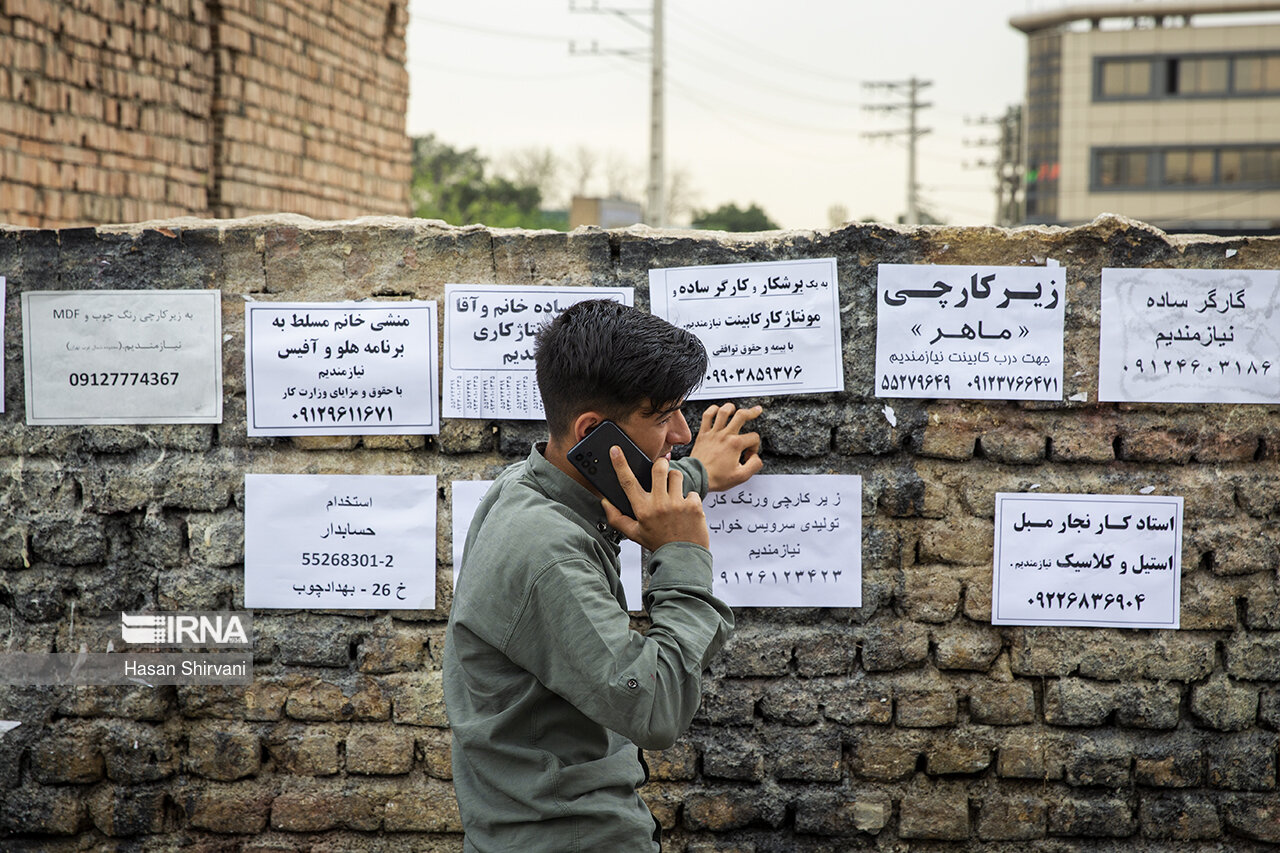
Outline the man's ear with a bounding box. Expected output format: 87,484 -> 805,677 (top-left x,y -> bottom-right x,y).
570,411 -> 607,443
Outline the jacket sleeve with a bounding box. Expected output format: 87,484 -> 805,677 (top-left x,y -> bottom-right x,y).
501,538 -> 733,751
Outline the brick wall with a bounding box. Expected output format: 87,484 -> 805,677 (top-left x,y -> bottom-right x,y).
1,215 -> 1279,851
0,0 -> 410,228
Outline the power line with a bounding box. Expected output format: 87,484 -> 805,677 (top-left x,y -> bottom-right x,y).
413,13 -> 568,44
862,77 -> 933,225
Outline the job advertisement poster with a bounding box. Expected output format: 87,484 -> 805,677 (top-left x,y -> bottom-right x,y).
650,258 -> 844,399
22,289 -> 222,424
875,264 -> 1065,400
992,492 -> 1183,629
1099,268 -> 1280,403
244,473 -> 437,609
450,479 -> 644,608
705,474 -> 861,608
245,301 -> 438,436
444,285 -> 633,419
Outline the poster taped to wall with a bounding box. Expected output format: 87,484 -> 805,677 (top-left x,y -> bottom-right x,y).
650,258 -> 844,399
875,264 -> 1065,401
1099,267 -> 1280,403
245,301 -> 439,435
443,284 -> 633,419
22,289 -> 222,424
992,492 -> 1182,629
244,473 -> 438,609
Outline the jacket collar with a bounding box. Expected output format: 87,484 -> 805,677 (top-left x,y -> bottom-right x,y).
526,442 -> 623,545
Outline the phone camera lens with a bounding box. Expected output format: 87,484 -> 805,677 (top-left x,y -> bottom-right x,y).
588,465 -> 597,475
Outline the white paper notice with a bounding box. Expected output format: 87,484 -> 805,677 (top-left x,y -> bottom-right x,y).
1099,268 -> 1280,403
450,479 -> 644,607
444,285 -> 633,419
875,264 -> 1065,400
245,302 -> 439,435
705,474 -> 861,608
992,492 -> 1183,629
22,289 -> 222,424
244,474 -> 438,609
650,258 -> 844,399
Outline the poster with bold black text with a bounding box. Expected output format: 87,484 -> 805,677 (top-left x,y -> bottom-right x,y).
443,285 -> 632,419
992,492 -> 1182,629
245,301 -> 438,435
22,289 -> 222,424
650,259 -> 844,399
244,474 -> 437,609
875,264 -> 1065,400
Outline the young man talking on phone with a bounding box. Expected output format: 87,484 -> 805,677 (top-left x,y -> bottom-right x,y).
444,299 -> 763,852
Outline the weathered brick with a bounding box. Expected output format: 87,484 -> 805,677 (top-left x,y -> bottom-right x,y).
0,785 -> 84,835
997,731 -> 1060,780
1047,419 -> 1116,463
1180,571 -> 1241,630
977,794 -> 1047,841
1206,733 -> 1278,791
860,621 -> 928,672
437,419 -> 496,454
895,682 -> 958,728
768,728 -> 842,782
696,679 -> 759,726
933,623 -> 1002,671
850,732 -> 920,782
969,681 -> 1036,725
1190,525 -> 1279,576
1222,794 -> 1280,843
901,564 -> 962,623
917,517 -> 991,565
345,726 -> 415,775
979,428 -> 1046,464
1191,675 -> 1259,731
702,731 -> 764,782
793,790 -> 891,836
386,671 -> 447,727
1064,738 -> 1132,787
286,677 -> 389,722
354,629 -> 430,674
716,629 -> 791,677
1139,793 -> 1221,840
1044,678 -> 1117,726
927,732 -> 994,775
1115,681 -> 1181,729
1135,738 -> 1204,788
793,628 -> 856,676
899,785 -> 969,840
102,723 -> 179,783
186,723 -> 261,781
187,508 -> 244,567
183,781 -> 273,833
416,727 -> 453,780
265,726 -> 341,776
1008,627 -> 1086,676
682,789 -> 784,831
1048,795 -> 1136,837
88,785 -> 167,836
270,786 -> 380,832
1226,634 -> 1280,680
759,680 -> 820,725
383,780 -> 463,832
644,742 -> 697,781
820,675 -> 892,725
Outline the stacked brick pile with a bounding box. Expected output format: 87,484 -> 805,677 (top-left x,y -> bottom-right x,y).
0,216 -> 1278,851
0,0 -> 410,228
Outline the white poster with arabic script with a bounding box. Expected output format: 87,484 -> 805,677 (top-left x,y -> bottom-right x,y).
992,492 -> 1182,629
22,289 -> 222,424
650,258 -> 844,399
875,264 -> 1065,400
245,302 -> 438,435
443,285 -> 633,419
244,473 -> 437,609
704,474 -> 861,608
1099,268 -> 1280,403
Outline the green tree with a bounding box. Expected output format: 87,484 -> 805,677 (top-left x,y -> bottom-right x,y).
409,135 -> 566,230
690,202 -> 779,232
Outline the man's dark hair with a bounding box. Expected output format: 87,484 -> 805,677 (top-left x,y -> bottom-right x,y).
534,299 -> 707,437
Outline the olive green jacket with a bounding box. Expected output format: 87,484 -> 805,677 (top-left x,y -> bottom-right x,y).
443,444 -> 734,852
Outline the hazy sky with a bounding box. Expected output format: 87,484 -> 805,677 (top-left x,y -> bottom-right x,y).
405,1 -> 1053,229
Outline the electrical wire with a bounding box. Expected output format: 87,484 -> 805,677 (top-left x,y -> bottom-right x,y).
412,13 -> 570,44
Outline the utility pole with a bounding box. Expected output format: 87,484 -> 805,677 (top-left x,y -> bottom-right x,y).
569,1 -> 665,226
862,78 -> 933,225
965,105 -> 1024,227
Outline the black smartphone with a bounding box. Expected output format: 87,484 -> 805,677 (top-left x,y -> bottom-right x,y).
567,420 -> 653,518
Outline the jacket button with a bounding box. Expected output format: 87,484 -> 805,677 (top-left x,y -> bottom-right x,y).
626,678 -> 639,689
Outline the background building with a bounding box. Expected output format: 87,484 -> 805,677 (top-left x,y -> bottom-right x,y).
0,0 -> 411,227
1013,0 -> 1280,234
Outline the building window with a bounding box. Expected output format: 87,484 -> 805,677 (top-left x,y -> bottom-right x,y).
1095,145 -> 1280,190
1097,150 -> 1149,188
1099,59 -> 1153,96
1095,51 -> 1280,100
1163,149 -> 1215,185
1235,55 -> 1280,93
1221,147 -> 1280,184
1168,57 -> 1229,94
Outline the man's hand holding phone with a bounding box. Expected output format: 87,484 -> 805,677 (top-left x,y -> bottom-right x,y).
601,447 -> 710,552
